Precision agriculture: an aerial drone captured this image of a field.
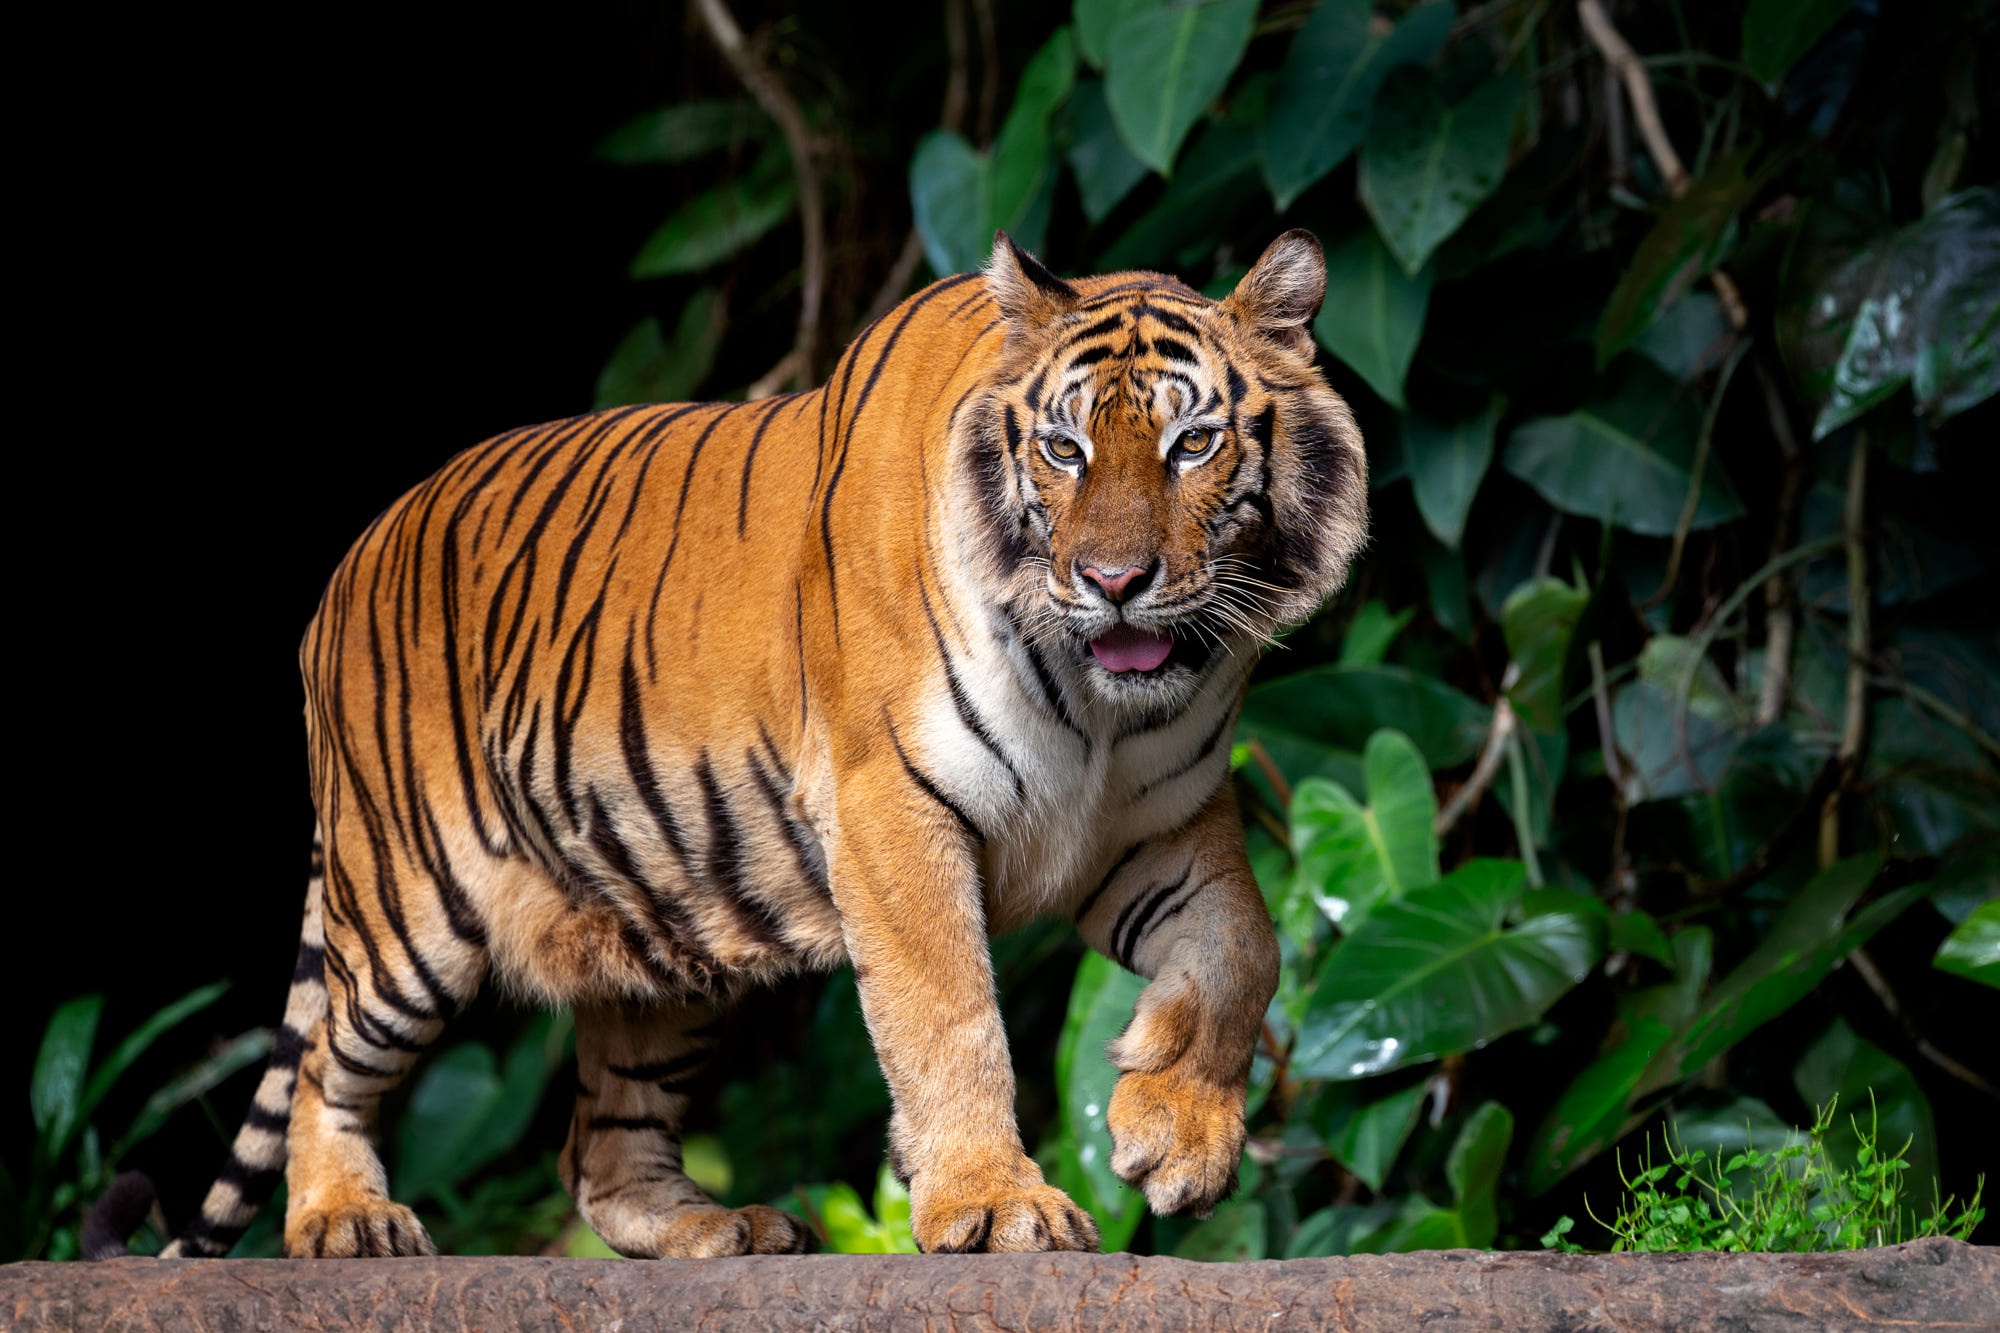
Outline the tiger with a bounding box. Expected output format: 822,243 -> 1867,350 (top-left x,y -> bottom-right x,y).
94,228 -> 1366,1260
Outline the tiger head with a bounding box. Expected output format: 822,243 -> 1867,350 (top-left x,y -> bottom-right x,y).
962,230 -> 1368,706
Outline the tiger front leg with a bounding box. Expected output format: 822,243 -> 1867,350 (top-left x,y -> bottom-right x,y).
826,758 -> 1099,1254
1077,785 -> 1280,1218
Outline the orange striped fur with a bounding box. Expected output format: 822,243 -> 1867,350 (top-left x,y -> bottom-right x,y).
157,231 -> 1366,1258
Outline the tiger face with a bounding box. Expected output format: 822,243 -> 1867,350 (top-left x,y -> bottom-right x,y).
966,230 -> 1367,708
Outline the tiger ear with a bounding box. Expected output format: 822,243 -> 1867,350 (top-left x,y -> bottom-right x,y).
1223,229 -> 1325,356
986,230 -> 1079,333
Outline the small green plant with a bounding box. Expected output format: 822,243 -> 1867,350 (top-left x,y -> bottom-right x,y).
1543,1098 -> 1985,1254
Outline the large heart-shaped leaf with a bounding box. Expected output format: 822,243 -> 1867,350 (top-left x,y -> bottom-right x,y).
1098,114 -> 1261,270
395,1013 -> 563,1204
1066,79 -> 1151,222
1074,0 -> 1161,70
1500,577 -> 1587,734
991,28 -> 1076,255
1504,362 -> 1744,537
1295,860 -> 1603,1080
1105,0 -> 1258,175
910,130 -> 994,278
1290,729 -> 1439,934
1357,1102 -> 1514,1252
1406,398 -> 1501,548
1314,229 -> 1433,409
1305,1080 -> 1428,1192
1259,0 -> 1454,210
1360,70 -> 1524,275
1786,188 -> 2000,438
1055,951 -> 1148,1250
1933,899 -> 1999,988
1596,149 -> 1762,368
1241,664 -> 1491,771
631,145 -> 796,277
1742,0 -> 1857,86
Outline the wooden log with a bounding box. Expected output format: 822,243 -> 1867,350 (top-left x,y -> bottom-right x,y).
6,1237 -> 1994,1332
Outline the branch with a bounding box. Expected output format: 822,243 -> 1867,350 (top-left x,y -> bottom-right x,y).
1820,431 -> 1870,869
695,0 -> 825,391
1754,358 -> 1806,727
1437,696 -> 1518,836
1847,947 -> 2000,1101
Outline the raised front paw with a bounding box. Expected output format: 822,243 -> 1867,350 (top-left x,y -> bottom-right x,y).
1107,1067 -> 1245,1218
909,1159 -> 1101,1253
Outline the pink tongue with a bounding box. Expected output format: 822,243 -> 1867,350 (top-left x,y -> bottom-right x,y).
1090,623 -> 1174,673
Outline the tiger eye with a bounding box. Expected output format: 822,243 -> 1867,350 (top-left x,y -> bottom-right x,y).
1048,436 -> 1081,460
1179,429 -> 1215,456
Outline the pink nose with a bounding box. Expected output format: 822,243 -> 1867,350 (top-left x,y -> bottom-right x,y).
1079,561 -> 1155,604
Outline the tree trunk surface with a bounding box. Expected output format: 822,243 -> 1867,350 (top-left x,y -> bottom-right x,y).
6,1237 -> 1993,1332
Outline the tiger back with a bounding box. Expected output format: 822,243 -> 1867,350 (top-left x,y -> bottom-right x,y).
114,229 -> 1365,1260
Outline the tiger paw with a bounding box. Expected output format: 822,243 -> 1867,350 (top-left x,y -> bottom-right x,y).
640,1203 -> 810,1258
1107,1067 -> 1246,1218
285,1194 -> 436,1257
909,1161 -> 1100,1253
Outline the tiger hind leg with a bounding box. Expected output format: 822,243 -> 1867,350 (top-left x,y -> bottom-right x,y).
563,1000 -> 808,1258
282,844 -> 488,1257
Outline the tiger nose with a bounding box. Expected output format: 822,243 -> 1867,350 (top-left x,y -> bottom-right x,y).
1078,559 -> 1157,604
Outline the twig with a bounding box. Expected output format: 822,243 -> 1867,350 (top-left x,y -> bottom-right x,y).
1846,948 -> 2000,1101
1589,640 -> 1627,798
1246,737 -> 1292,812
1644,339 -> 1747,612
1754,358 -> 1806,727
1438,696 -> 1518,835
1505,730 -> 1546,886
695,0 -> 825,391
1873,675 -> 2000,764
1820,431 -> 1870,869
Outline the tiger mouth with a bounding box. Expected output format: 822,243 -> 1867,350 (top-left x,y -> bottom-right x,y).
1082,623 -> 1208,679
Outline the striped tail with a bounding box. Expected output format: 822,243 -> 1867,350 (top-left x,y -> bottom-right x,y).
88,830 -> 330,1259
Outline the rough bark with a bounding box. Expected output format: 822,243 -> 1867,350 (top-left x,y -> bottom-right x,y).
7,1238 -> 1993,1332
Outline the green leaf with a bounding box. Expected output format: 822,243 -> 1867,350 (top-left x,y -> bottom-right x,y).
1241,664 -> 1491,770
1643,853 -> 1928,1092
597,100 -> 765,165
1056,952 -> 1149,1248
114,1027 -> 274,1160
909,129 -> 994,278
1259,0 -> 1455,210
872,1162 -> 920,1253
1933,900 -> 2000,988
1173,1197 -> 1267,1260
1287,1200 -> 1403,1257
1314,229 -> 1433,408
630,146 -> 795,277
74,983 -> 231,1160
1295,860 -> 1603,1080
1504,363 -> 1744,537
1097,112 -> 1262,270
1360,70 -> 1524,276
1636,293 -> 1730,381
1066,79 -> 1151,222
992,28 -> 1077,256
818,1181 -> 894,1253
1105,0 -> 1258,175
1500,577 -> 1587,734
394,1015 -> 562,1205
1307,1080 -> 1428,1191
1610,679 -> 1743,804
1524,1015 -> 1677,1195
1742,0 -> 1857,85
1289,730 -> 1439,933
1338,600 -> 1413,667
1445,1101 -> 1513,1248
1795,1018 -> 1939,1210
1405,398 -> 1500,548
31,997 -> 102,1156
594,288 -> 723,409
1075,0 -> 1161,70
1596,149 -> 1761,368
1787,188 -> 2000,439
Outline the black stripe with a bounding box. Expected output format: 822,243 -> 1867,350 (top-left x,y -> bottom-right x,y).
619,641 -> 694,867
884,712 -> 984,845
747,735 -> 830,897
736,394 -> 796,537
588,1116 -> 678,1134
608,1051 -> 710,1084
919,583 -> 1024,802
1023,639 -> 1087,740
1076,844 -> 1143,923
1112,871 -> 1191,969
242,1101 -> 290,1133
696,752 -> 793,948
1149,336 -> 1197,364
1135,706 -> 1235,799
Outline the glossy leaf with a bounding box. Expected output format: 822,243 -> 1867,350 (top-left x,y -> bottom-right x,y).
1173,1197 -> 1267,1260
1295,860 -> 1603,1080
1056,951 -> 1148,1248
1596,149 -> 1760,368
1308,1080 -> 1428,1191
75,982 -> 231,1159
1098,114 -> 1262,270
597,100 -> 764,164
1105,0 -> 1258,175
1500,577 -> 1587,734
1795,1018 -> 1939,1209
630,147 -> 795,277
1286,1200 -> 1402,1257
1444,1101 -> 1513,1249
909,130 -> 993,278
1241,664 -> 1491,771
991,28 -> 1077,256
1289,729 -> 1439,933
1405,398 -> 1500,548
114,1027 -> 274,1159
1067,79 -> 1151,223
31,996 -> 101,1152
1360,70 -> 1524,275
1314,229 -> 1433,408
1504,363 -> 1745,537
595,288 -> 721,409
1742,0 -> 1857,86
1636,292 -> 1731,380
1338,600 -> 1413,667
1786,188 -> 2000,439
1075,0 -> 1160,70
395,1014 -> 563,1204
1523,1015 -> 1676,1195
1259,0 -> 1455,209
1933,899 -> 2000,988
